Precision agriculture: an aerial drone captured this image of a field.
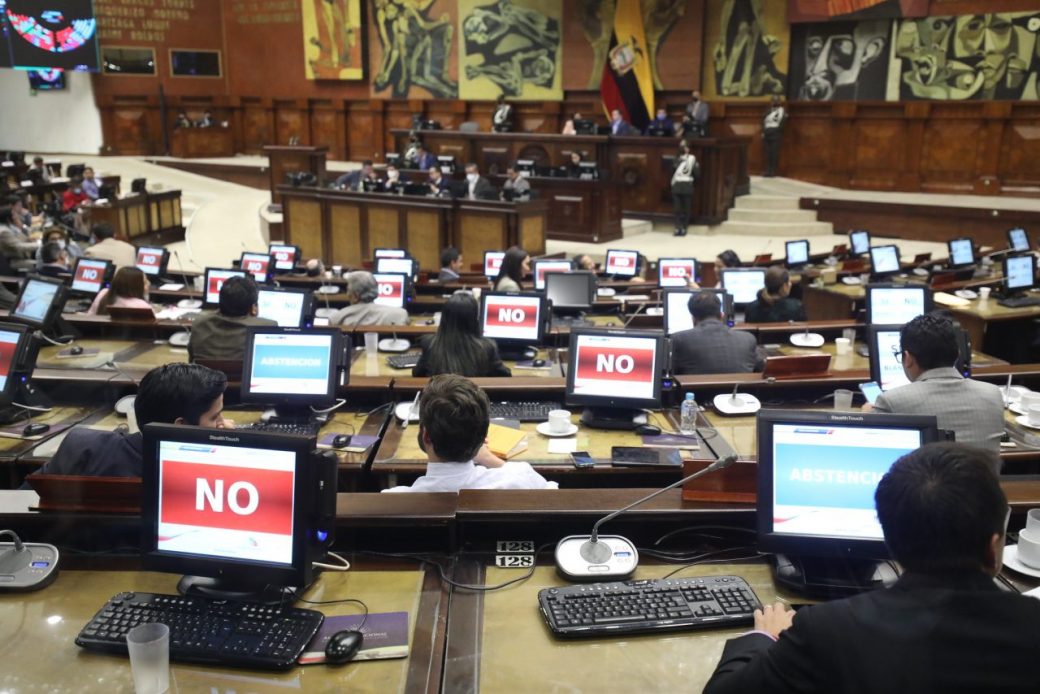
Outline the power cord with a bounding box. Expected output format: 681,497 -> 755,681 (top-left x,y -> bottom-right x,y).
659,547 -> 768,579
311,399 -> 346,415
284,589 -> 369,631
313,551 -> 351,572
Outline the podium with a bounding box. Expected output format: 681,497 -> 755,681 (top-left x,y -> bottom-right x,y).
263,145 -> 328,206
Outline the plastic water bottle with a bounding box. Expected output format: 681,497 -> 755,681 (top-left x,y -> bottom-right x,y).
680,392 -> 698,436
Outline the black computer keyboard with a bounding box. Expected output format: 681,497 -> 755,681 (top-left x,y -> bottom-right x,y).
489,401 -> 562,422
386,352 -> 422,369
538,575 -> 761,638
239,421 -> 321,437
998,295 -> 1040,308
76,592 -> 324,670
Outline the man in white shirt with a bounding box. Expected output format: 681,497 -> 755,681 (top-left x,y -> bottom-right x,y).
384,374 -> 557,493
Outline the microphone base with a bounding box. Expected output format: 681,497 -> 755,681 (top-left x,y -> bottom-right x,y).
713,392 -> 761,416
554,534 -> 639,582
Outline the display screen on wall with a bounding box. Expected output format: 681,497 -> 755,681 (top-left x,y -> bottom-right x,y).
101,46 -> 155,75
3,0 -> 100,71
27,68 -> 65,90
170,49 -> 221,77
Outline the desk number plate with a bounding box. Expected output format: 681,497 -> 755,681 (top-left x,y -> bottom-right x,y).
495,555 -> 535,568
496,540 -> 534,553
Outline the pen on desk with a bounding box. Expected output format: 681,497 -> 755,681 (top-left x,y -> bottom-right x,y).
403,390 -> 420,429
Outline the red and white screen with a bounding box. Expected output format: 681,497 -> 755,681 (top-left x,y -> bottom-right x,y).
269,245 -> 296,271
206,270 -> 246,304
372,273 -> 405,308
156,441 -> 296,565
241,253 -> 271,282
605,250 -> 639,276
658,258 -> 696,287
534,261 -> 572,290
571,333 -> 658,402
484,252 -> 505,277
482,294 -> 541,341
0,330 -> 19,393
71,259 -> 108,294
135,247 -> 164,276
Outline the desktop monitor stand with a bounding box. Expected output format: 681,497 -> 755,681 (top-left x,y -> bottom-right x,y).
580,407 -> 648,431
261,405 -> 329,426
497,345 -> 537,361
773,554 -> 897,598
177,575 -> 306,604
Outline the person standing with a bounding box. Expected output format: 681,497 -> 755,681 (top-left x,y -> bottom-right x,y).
684,90 -> 709,137
492,95 -> 514,133
671,141 -> 697,237
762,95 -> 787,178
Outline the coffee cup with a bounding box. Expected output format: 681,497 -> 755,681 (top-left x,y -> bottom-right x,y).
1020,391 -> 1040,411
1028,405 -> 1040,428
835,337 -> 851,355
548,409 -> 571,434
1026,508 -> 1040,534
1002,385 -> 1028,405
1016,527 -> 1040,569
979,286 -> 991,302
332,265 -> 343,277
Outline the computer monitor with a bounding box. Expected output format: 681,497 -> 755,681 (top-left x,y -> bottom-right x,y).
135,246 -> 169,277
785,240 -> 810,268
565,328 -> 665,429
664,288 -> 734,335
372,273 -> 411,308
867,325 -> 911,392
203,268 -> 246,307
374,247 -> 408,260
140,424 -> 335,598
947,237 -> 976,268
658,258 -> 697,288
1008,227 -> 1030,253
533,259 -> 575,291
11,276 -> 67,333
257,287 -> 313,328
545,271 -> 596,312
268,244 -> 300,273
515,159 -> 535,177
484,251 -> 505,278
241,327 -> 345,413
240,252 -> 273,284
0,322 -> 35,407
864,284 -> 932,325
1004,254 -> 1036,294
437,156 -> 456,174
131,178 -> 148,194
70,258 -> 113,297
604,249 -> 639,277
578,162 -> 599,180
480,292 -> 547,360
756,409 -> 940,594
375,257 -> 417,279
720,268 -> 766,304
573,119 -> 596,135
869,245 -> 901,278
849,230 -> 870,256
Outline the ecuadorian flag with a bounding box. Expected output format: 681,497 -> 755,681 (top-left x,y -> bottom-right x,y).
599,0 -> 654,131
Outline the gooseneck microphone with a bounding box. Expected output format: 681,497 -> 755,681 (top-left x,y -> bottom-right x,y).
556,455 -> 737,580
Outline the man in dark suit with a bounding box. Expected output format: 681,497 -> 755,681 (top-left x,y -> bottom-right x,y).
671,292 -> 762,374
705,442 -> 1040,694
414,145 -> 437,171
464,163 -> 495,200
427,167 -> 451,197
609,109 -> 635,136
37,241 -> 71,278
333,160 -> 375,191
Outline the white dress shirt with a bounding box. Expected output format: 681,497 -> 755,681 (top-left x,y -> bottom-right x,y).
383,460 -> 558,493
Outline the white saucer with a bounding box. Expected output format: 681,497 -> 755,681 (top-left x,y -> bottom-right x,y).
597,287 -> 616,297
168,331 -> 190,347
955,289 -> 978,300
912,267 -> 930,277
1014,414 -> 1040,430
789,332 -> 825,348
1003,545 -> 1040,578
536,422 -> 578,437
177,299 -> 202,309
841,276 -> 862,285
317,285 -> 340,294
1009,402 -> 1028,416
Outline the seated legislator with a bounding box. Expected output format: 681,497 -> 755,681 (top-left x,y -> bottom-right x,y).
565,151 -> 584,178
645,108 -> 675,136
333,160 -> 375,191
384,374 -> 556,493
745,266 -> 806,323
61,176 -> 90,213
35,228 -> 84,269
414,144 -> 436,171
0,205 -> 39,271
428,167 -> 451,197
609,109 -> 636,136
493,246 -> 529,293
81,166 -> 103,200
574,253 -> 596,272
672,293 -> 763,374
871,313 -> 1004,459
438,246 -> 463,282
562,112 -> 581,135
23,364 -> 231,483
704,442 -> 1040,694
464,163 -> 496,201
189,275 -> 276,362
502,166 -> 531,200
84,222 -> 137,268
28,156 -> 51,183
331,271 -> 409,327
89,266 -> 155,316
37,241 -> 71,278
412,292 -> 510,378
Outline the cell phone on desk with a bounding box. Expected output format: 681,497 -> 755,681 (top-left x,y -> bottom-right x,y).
571,451 -> 595,469
859,381 -> 882,405
611,446 -> 682,467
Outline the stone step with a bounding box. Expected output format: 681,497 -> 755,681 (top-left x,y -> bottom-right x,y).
622,218 -> 653,237
726,207 -> 819,224
733,194 -> 801,211
716,219 -> 834,237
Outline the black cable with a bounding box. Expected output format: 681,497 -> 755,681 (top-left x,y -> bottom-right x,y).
288,590 -> 369,630
653,524 -> 757,547
658,546 -> 767,578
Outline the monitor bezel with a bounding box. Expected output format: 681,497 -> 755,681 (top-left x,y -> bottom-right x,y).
267,244 -> 300,273
0,321 -> 34,407
239,252 -> 274,284
785,239 -> 811,268
756,408 -> 941,561
720,268 -> 767,305
565,328 -> 665,411
479,291 -> 547,347
604,249 -> 640,277
11,275 -> 67,332
134,246 -> 170,277
533,259 -> 575,291
373,247 -> 409,260
864,283 -> 933,325
202,268 -> 247,307
371,272 -> 412,309
1003,254 -> 1037,294
545,270 -> 596,310
657,257 -> 698,288
241,327 -> 345,408
848,230 -> 871,257
69,257 -> 114,297
663,288 -> 735,334
483,251 -> 505,278
374,256 -> 418,279
256,286 -> 314,329
869,244 -> 902,278
946,237 -> 976,269
1007,227 -> 1030,253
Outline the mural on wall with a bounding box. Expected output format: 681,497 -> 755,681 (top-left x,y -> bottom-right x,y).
787,0 -> 927,23
577,0 -> 686,91
888,12 -> 1040,100
789,19 -> 890,100
459,0 -> 562,100
702,0 -> 788,98
641,0 -> 686,90
369,0 -> 458,98
302,0 -> 363,79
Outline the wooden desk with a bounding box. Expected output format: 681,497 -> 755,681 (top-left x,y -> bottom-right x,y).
264,145 -> 327,206
169,126 -> 234,158
89,191 -> 184,246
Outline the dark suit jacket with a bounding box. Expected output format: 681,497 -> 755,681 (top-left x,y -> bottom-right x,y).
22,429 -> 143,486
671,319 -> 763,374
745,295 -> 806,323
38,264 -> 71,279
412,335 -> 511,377
705,570 -> 1040,694
416,152 -> 437,171
188,312 -> 277,362
469,176 -> 496,200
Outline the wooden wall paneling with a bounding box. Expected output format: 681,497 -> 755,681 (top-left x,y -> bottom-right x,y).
998,102 -> 1040,194
896,102 -> 929,191
345,101 -> 378,162
520,213 -> 545,255
783,103 -> 836,186
715,102 -> 767,174
611,151 -> 652,213
275,100 -> 310,146
284,197 -> 325,261
919,104 -> 983,193
241,98 -> 274,154
424,100 -> 467,131
310,100 -> 345,160
458,214 -> 505,262
367,206 -> 401,250
974,101 -> 1010,195
109,96 -> 159,156
403,209 -> 443,270
383,101 -> 417,157
849,105 -> 906,191
328,201 -> 363,268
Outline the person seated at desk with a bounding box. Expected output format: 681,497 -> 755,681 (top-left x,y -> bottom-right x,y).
565,151 -> 584,178
35,228 -> 83,269
0,205 -> 38,271
28,156 -> 50,183
501,166 -> 530,201
384,374 -> 556,493
81,167 -> 103,201
196,110 -> 214,128
37,241 -> 71,278
672,293 -> 763,375
383,164 -> 402,192
333,160 -> 376,191
84,222 -> 136,268
704,442 -> 1040,694
414,144 -> 436,171
330,270 -> 409,327
438,246 -> 463,282
428,167 -> 451,197
23,364 -> 231,483
645,108 -> 675,136
493,246 -> 530,293
189,275 -> 276,362
8,195 -> 41,233
412,292 -> 510,378
715,249 -> 741,284
745,266 -> 806,323
869,313 -> 1004,459
89,266 -> 154,316
610,109 -> 636,136
174,110 -> 193,129
464,162 -> 496,200
562,112 -> 582,135
574,253 -> 596,272
62,176 -> 90,213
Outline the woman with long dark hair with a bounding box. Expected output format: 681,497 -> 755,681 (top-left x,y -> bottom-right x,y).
746,266 -> 806,323
412,292 -> 510,377
89,266 -> 154,316
494,246 -> 530,293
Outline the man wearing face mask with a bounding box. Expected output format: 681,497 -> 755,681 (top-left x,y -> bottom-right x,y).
383,164 -> 402,192
646,108 -> 675,136
464,163 -> 495,200
36,229 -> 83,269
383,374 -> 557,493
683,90 -> 709,137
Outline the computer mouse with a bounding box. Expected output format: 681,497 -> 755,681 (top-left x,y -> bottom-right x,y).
23,423 -> 50,436
634,424 -> 661,436
424,318 -> 436,325
532,358 -> 546,367
325,630 -> 364,665
332,434 -> 352,449
69,345 -> 84,356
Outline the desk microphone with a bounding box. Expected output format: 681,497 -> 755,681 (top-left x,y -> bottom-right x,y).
713,382 -> 761,416
315,278 -> 337,320
172,249 -> 202,310
555,455 -> 737,581
380,330 -> 410,352
622,300 -> 648,329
